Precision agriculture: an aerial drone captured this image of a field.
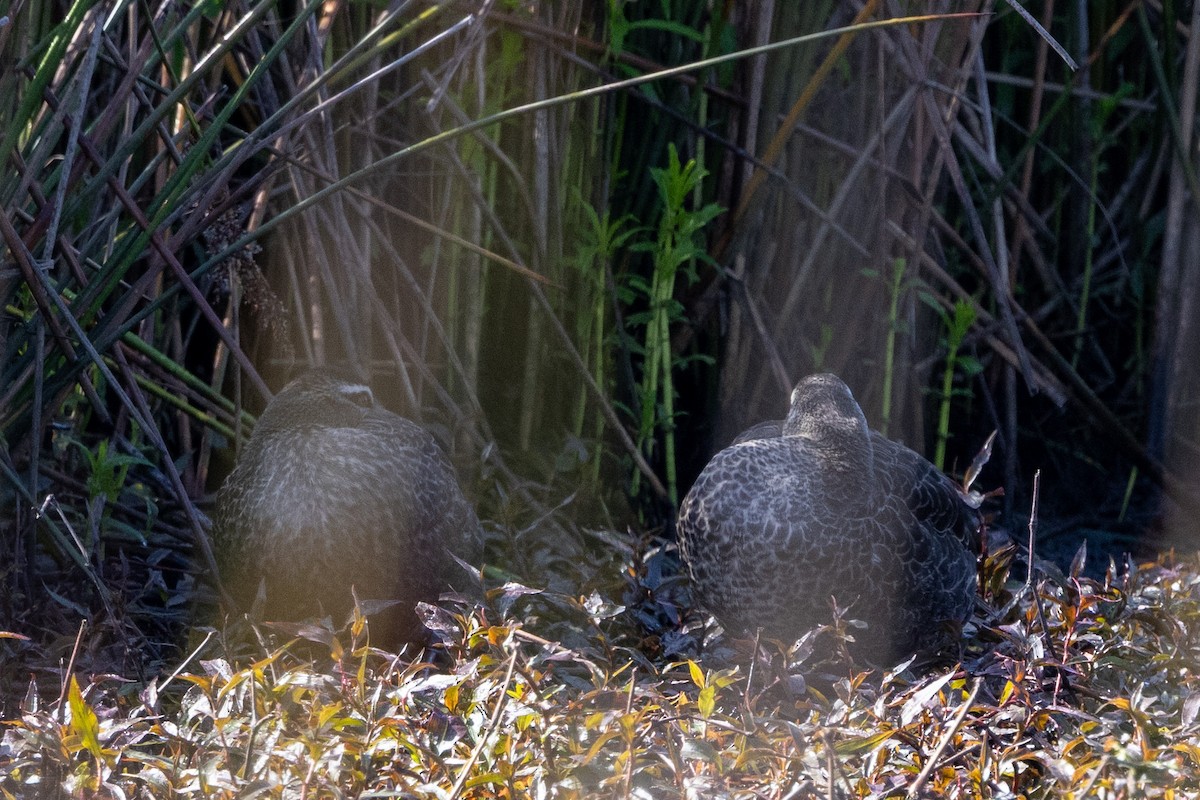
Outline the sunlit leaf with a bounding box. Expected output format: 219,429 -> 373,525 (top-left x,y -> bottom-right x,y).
67,675 -> 103,760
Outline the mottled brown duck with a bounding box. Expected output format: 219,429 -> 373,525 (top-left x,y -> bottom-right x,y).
213,369 -> 481,645
677,373 -> 981,659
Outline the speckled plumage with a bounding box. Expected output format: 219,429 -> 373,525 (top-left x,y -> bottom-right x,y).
677,373 -> 980,658
213,370 -> 481,644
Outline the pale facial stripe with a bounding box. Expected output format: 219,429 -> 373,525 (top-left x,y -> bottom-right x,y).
338,383 -> 374,406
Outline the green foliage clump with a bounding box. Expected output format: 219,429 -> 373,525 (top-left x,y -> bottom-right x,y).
626,143 -> 722,506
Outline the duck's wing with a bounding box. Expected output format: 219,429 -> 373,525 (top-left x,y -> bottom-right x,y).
870,432 -> 982,554
360,409 -> 483,562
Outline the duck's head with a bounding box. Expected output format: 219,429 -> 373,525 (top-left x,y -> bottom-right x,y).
783,373 -> 869,443
254,368 -> 377,435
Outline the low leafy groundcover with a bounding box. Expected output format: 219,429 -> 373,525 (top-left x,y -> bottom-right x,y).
2,547 -> 1199,799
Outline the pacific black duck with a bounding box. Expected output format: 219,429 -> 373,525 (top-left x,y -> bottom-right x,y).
213,369 -> 481,645
677,373 -> 981,659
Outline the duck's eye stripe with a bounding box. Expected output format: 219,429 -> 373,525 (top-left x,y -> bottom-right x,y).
339,385 -> 374,406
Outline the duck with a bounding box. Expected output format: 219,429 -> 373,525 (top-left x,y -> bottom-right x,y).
676,373 -> 981,659
213,369 -> 482,646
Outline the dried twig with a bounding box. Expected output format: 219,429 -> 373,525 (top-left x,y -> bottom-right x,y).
906,677 -> 982,799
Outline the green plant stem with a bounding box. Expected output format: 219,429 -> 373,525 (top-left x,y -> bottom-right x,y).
934,340 -> 959,472
881,258 -> 905,436
934,301 -> 975,471
657,281 -> 677,505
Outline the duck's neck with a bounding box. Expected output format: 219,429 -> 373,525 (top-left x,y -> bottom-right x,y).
815,431 -> 874,474
784,412 -> 877,504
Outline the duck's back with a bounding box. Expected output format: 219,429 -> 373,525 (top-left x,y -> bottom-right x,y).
678,436 -> 903,647
677,373 -> 980,659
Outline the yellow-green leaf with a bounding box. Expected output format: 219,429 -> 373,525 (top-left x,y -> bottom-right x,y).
68,675 -> 102,759
834,729 -> 896,756
698,685 -> 715,719
317,701 -> 343,729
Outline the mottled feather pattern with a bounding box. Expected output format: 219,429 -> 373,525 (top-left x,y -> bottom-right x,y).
677,373 -> 981,659
213,370 -> 481,644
